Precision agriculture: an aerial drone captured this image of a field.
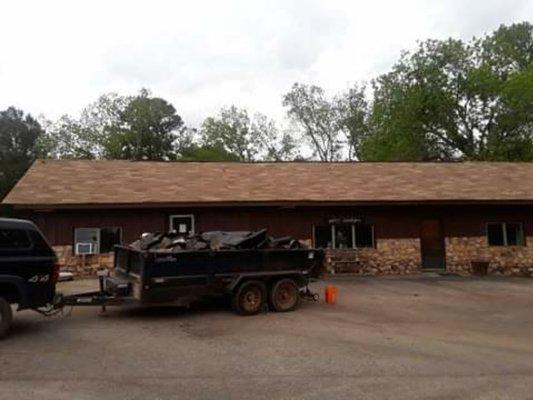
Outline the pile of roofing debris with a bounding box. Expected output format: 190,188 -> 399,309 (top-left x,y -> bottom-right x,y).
130,229 -> 306,252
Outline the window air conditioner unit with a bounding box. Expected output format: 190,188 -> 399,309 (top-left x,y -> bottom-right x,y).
76,242 -> 95,255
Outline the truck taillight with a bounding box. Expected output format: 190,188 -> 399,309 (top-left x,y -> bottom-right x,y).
52,262 -> 61,284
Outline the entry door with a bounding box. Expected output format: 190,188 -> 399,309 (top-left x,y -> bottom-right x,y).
420,219 -> 445,270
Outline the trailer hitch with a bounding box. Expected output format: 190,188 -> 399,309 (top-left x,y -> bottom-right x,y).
33,303 -> 65,317
301,286 -> 319,302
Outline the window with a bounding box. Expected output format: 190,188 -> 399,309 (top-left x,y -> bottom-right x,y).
0,229 -> 31,250
487,223 -> 524,246
74,227 -> 122,255
334,225 -> 353,249
169,215 -> 195,235
313,223 -> 374,249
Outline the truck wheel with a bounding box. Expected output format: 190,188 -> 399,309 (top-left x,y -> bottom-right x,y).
0,297 -> 13,340
232,280 -> 266,316
270,279 -> 300,312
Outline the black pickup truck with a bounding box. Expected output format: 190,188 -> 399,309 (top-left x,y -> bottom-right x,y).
0,218 -> 58,338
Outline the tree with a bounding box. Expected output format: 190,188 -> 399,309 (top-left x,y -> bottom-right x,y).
282,83 -> 369,161
283,83 -> 343,161
42,93 -> 129,159
200,106 -> 297,161
336,85 -> 370,160
104,89 -> 187,160
360,22 -> 533,161
43,90 -> 190,161
39,115 -> 101,160
477,22 -> 533,160
249,113 -> 298,161
0,107 -> 44,198
179,143 -> 240,161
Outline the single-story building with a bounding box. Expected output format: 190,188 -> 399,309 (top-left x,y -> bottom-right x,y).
3,160 -> 533,276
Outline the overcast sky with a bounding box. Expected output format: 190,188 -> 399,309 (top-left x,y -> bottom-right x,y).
1,0 -> 531,127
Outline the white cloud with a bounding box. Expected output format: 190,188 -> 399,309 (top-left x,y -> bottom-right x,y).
0,0 -> 531,127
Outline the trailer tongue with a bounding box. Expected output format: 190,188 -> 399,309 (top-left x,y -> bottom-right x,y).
56,229 -> 323,315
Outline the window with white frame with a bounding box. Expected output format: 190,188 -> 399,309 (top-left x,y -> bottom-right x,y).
314,223 -> 374,249
74,227 -> 122,255
486,223 -> 525,246
169,215 -> 195,236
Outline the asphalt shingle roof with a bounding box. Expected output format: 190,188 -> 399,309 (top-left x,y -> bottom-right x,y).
3,160 -> 533,208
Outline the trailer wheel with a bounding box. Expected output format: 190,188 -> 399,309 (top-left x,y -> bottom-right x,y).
0,297 -> 13,340
269,278 -> 300,312
232,280 -> 266,316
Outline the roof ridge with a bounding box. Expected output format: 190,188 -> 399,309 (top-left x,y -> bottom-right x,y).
34,159 -> 533,165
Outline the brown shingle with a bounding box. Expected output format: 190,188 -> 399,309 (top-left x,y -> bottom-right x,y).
3,160 -> 533,208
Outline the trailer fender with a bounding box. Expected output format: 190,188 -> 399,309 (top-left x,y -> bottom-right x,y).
227,270 -> 307,293
0,275 -> 29,308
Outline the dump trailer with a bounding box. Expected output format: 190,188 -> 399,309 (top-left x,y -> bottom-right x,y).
58,230 -> 323,315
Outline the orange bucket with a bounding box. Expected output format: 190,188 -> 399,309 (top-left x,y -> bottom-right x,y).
325,285 -> 337,305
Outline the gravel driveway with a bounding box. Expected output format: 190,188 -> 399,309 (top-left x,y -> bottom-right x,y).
1,275 -> 533,400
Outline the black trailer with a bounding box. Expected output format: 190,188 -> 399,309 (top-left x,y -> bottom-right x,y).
57,231 -> 323,315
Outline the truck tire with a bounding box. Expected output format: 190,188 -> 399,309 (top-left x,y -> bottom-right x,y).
0,297 -> 13,340
269,278 -> 300,312
232,280 -> 266,316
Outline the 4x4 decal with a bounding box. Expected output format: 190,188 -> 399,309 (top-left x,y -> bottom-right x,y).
28,275 -> 50,283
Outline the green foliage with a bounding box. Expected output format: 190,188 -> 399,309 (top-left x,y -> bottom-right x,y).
41,93 -> 128,159
360,22 -> 533,161
104,89 -> 187,160
337,85 -> 370,160
200,106 -> 297,161
179,144 -> 240,161
0,107 -> 44,199
43,90 -> 189,161
283,83 -> 343,161
3,21 -> 533,174
481,22 -> 533,76
283,83 -> 369,161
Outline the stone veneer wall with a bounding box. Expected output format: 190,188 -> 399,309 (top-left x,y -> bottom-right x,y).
57,239 -> 421,278
54,245 -> 114,278
55,236 -> 533,278
324,238 -> 421,275
446,236 -> 533,276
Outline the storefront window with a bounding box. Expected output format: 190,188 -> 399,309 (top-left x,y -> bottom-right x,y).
314,223 -> 374,249
334,225 -> 353,249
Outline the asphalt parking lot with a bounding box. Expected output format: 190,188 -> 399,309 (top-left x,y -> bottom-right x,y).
1,275 -> 533,400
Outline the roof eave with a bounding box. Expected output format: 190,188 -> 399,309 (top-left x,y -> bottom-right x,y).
8,199 -> 533,210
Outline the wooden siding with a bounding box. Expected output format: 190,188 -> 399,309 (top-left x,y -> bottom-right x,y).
19,204 -> 533,248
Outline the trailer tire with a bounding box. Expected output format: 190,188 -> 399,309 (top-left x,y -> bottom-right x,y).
0,297 -> 13,340
232,280 -> 266,316
269,278 -> 300,312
